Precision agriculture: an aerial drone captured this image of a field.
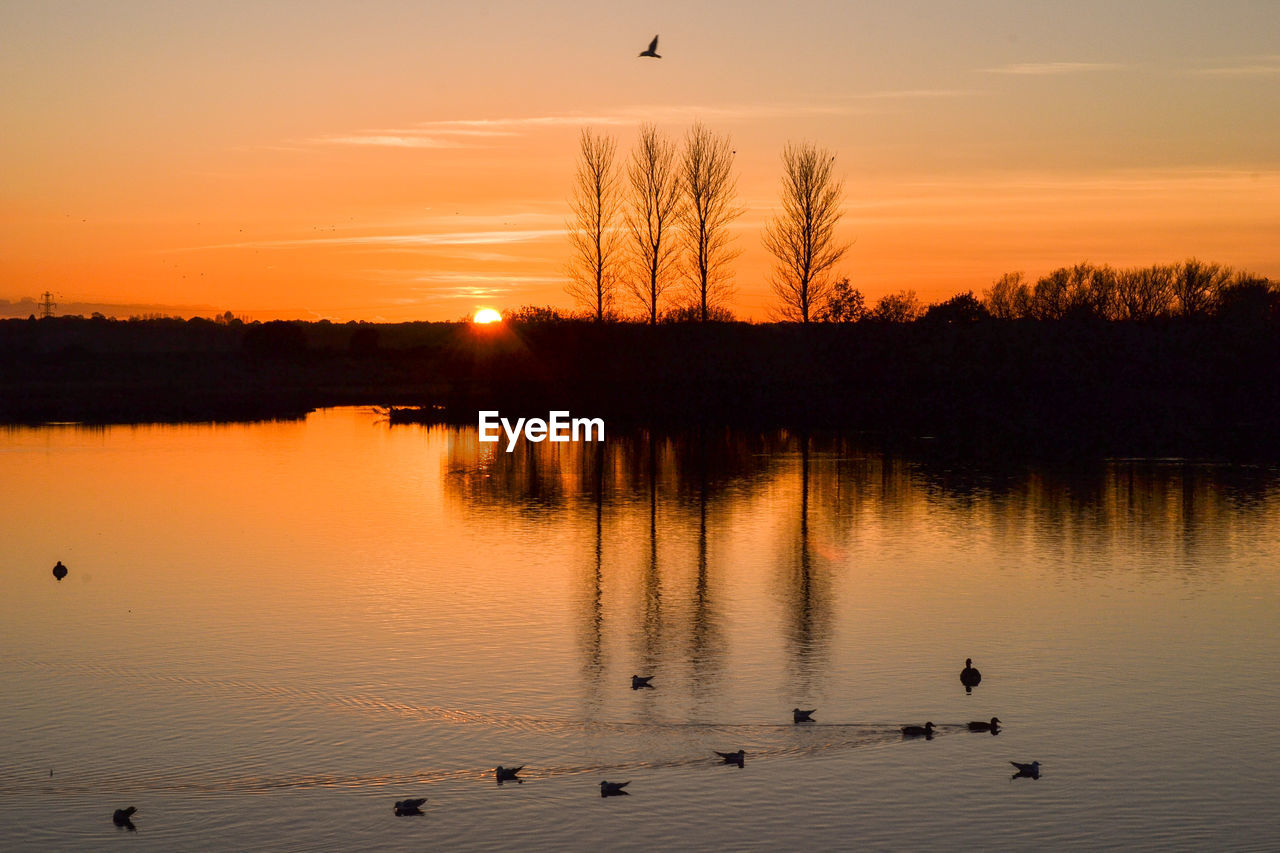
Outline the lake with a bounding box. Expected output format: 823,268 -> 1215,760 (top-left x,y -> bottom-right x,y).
2,407 -> 1278,851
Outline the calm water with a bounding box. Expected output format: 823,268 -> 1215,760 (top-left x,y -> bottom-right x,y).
2,408 -> 1279,851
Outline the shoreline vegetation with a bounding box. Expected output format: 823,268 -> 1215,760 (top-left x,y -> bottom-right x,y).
3,269 -> 1279,459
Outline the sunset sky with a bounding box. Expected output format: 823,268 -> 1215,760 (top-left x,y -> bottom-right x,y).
3,0 -> 1278,321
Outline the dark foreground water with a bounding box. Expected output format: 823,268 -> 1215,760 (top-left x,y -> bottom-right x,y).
2,408 -> 1278,851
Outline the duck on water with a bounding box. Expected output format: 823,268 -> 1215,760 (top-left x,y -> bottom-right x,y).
960,658 -> 982,691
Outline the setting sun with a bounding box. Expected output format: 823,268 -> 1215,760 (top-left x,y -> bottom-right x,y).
473,308 -> 502,324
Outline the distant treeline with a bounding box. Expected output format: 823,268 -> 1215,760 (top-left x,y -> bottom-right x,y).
3,302 -> 1279,458
510,258 -> 1279,327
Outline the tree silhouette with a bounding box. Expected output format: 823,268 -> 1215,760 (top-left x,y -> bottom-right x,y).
984,271 -> 1030,319
1172,258 -> 1232,318
625,124 -> 681,324
923,291 -> 989,324
815,277 -> 865,322
1114,264 -> 1175,320
868,290 -> 923,322
566,129 -> 623,322
765,142 -> 849,322
677,123 -> 742,322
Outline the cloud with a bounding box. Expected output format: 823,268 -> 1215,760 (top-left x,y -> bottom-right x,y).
982,62 -> 1123,75
168,228 -> 565,254
307,92 -> 977,148
1190,55 -> 1280,77
315,135 -> 467,149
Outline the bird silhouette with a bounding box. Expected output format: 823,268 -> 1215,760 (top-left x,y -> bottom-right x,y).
902,721 -> 936,738
112,807 -> 137,830
639,35 -> 661,58
715,749 -> 745,767
495,765 -> 524,783
961,658 -> 982,691
968,717 -> 1001,733
631,674 -> 654,689
793,708 -> 816,723
394,798 -> 426,816
600,780 -> 631,797
52,561 -> 68,581
1010,760 -> 1041,779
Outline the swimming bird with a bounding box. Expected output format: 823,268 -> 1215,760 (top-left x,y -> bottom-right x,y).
394,798 -> 426,815
715,749 -> 745,767
902,721 -> 936,737
969,717 -> 1001,733
631,675 -> 654,689
112,807 -> 137,828
793,708 -> 816,723
495,765 -> 524,783
1010,760 -> 1041,779
960,658 -> 982,691
52,561 -> 68,581
600,780 -> 630,797
639,35 -> 661,58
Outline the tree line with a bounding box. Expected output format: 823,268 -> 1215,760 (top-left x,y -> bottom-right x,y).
982,260 -> 1277,322
563,123 -> 1276,327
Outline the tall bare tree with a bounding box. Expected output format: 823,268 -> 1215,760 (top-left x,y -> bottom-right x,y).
677,123 -> 742,321
625,124 -> 681,324
566,129 -> 623,321
764,142 -> 849,322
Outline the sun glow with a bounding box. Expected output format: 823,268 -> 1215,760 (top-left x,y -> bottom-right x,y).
473,308 -> 502,324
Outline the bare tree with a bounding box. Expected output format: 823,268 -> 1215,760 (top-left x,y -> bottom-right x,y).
1115,264 -> 1175,320
1172,258 -> 1232,318
566,129 -> 623,321
764,142 -> 849,322
985,271 -> 1030,319
625,124 -> 681,324
677,122 -> 742,321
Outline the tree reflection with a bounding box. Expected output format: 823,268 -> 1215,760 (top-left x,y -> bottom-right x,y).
436,425 -> 1280,703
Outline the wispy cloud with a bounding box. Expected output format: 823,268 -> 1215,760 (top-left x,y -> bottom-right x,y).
316,135 -> 466,149
409,273 -> 565,299
167,229 -> 564,254
982,62 -> 1123,75
1190,55 -> 1280,77
307,92 -> 977,149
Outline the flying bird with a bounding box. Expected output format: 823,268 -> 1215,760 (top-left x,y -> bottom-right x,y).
961,658 -> 982,691
793,708 -> 816,723
601,780 -> 631,797
968,717 -> 1001,733
631,675 -> 654,689
394,798 -> 426,816
1010,760 -> 1041,779
901,721 -> 936,737
639,35 -> 661,58
112,807 -> 137,830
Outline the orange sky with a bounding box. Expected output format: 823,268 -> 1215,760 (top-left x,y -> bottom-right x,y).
3,1 -> 1278,321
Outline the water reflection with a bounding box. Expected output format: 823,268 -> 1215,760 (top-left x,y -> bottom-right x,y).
780,434 -> 832,698
437,427 -> 1280,708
